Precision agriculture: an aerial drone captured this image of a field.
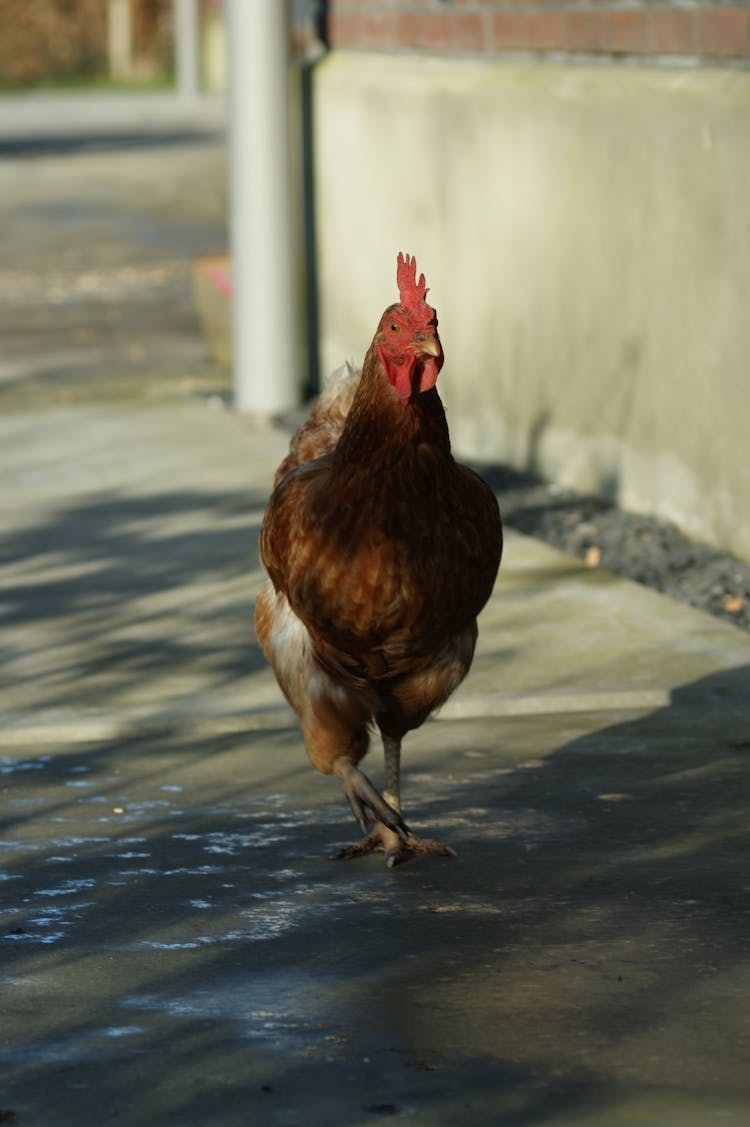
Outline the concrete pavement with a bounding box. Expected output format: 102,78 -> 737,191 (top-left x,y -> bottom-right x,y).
1,96 -> 750,1127
3,399 -> 750,1127
0,89 -> 225,150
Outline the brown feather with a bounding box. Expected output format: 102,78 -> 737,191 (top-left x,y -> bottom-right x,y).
258,331 -> 503,741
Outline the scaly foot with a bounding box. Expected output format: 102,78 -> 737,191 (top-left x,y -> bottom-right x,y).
333,759 -> 408,840
332,822 -> 456,868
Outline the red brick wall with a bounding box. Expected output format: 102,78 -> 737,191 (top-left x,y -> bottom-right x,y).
327,0 -> 750,63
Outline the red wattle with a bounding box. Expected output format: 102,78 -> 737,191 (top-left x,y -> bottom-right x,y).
417,357 -> 439,395
379,347 -> 440,405
393,359 -> 414,404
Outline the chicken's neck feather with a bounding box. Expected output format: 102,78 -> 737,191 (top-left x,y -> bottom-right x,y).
332,341 -> 451,475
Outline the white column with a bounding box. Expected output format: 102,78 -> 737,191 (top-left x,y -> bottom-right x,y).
227,0 -> 301,415
174,0 -> 200,99
108,0 -> 132,79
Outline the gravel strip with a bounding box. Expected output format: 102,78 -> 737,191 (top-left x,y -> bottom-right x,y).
482,465 -> 750,635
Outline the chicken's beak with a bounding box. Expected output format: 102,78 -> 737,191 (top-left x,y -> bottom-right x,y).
411,330 -> 444,396
414,333 -> 441,358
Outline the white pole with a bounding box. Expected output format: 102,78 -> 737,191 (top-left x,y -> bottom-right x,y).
108,0 -> 132,80
174,0 -> 200,99
227,0 -> 301,415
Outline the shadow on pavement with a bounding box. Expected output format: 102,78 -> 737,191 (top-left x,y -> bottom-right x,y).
0,129 -> 221,159
1,662 -> 748,1124
1,485 -> 270,718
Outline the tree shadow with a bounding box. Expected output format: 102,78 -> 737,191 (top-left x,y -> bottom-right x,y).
1,663 -> 749,1123
1,485 -> 271,719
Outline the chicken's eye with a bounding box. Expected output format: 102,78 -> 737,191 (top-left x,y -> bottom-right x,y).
389,322 -> 400,334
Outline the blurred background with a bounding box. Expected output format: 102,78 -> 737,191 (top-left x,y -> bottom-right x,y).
0,0 -> 218,91
0,0 -> 748,571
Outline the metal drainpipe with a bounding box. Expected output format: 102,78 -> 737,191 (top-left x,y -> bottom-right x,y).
227,0 -> 301,416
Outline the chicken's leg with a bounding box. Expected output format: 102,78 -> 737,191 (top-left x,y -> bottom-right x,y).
332,757 -> 407,838
333,735 -> 456,867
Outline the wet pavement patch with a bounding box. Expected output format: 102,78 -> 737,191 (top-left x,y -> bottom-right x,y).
1,702 -> 750,1124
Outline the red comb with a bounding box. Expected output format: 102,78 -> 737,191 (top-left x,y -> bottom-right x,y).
396,252 -> 435,326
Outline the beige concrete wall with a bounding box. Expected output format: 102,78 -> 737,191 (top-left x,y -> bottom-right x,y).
312,52 -> 750,561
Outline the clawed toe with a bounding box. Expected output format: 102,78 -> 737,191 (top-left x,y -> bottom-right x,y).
404,833 -> 456,860
332,824 -> 456,866
333,759 -> 408,838
330,759 -> 454,866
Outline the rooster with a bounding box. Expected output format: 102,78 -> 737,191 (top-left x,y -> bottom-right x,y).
255,253 -> 502,866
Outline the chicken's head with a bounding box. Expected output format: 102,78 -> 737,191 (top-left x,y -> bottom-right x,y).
375,253 -> 444,406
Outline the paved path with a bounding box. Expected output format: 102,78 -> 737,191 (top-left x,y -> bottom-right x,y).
0,92 -> 226,408
1,95 -> 749,1127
